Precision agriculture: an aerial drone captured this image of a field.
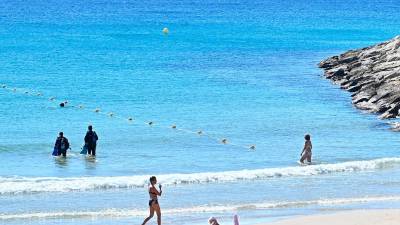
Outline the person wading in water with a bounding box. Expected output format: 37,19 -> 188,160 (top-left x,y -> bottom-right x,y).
54,132 -> 70,157
84,125 -> 98,156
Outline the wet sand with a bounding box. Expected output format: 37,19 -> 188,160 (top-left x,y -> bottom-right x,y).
258,209 -> 400,225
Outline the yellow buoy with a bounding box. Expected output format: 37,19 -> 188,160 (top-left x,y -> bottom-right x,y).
162,27 -> 169,35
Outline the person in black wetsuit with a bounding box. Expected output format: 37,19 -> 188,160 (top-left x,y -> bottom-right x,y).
54,132 -> 70,157
142,176 -> 162,225
84,125 -> 98,156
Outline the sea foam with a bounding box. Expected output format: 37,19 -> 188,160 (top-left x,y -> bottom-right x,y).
1,195 -> 400,220
0,157 -> 399,195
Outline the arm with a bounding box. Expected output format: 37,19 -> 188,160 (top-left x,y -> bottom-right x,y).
300,142 -> 307,155
150,186 -> 162,196
84,132 -> 88,143
65,138 -> 70,149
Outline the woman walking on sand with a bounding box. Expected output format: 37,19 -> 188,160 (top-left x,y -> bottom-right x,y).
142,176 -> 163,225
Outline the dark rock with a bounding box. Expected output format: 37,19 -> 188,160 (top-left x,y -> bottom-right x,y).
319,36 -> 400,119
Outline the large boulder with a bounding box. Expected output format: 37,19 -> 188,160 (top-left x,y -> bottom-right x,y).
320,36 -> 400,119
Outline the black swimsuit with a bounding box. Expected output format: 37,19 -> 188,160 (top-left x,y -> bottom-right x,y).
148,190 -> 158,206
148,199 -> 158,206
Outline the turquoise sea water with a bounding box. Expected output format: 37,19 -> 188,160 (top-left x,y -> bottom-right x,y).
1,0 -> 400,224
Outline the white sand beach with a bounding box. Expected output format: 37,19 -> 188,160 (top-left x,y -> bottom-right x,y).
258,209 -> 400,225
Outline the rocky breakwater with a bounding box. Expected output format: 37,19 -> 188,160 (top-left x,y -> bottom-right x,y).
319,36 -> 400,120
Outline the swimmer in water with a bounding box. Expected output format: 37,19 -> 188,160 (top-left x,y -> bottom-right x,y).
141,176 -> 162,225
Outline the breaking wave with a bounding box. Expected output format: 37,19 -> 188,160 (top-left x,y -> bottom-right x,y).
1,195 -> 400,220
1,157 -> 399,195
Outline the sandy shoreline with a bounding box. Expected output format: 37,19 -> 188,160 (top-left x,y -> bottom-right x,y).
256,209 -> 400,225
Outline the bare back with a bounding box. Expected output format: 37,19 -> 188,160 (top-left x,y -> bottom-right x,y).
304,140 -> 312,152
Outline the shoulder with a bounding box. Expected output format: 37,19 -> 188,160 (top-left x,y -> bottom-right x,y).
148,185 -> 156,191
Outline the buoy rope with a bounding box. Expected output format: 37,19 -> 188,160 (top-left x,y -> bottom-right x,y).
1,84 -> 256,150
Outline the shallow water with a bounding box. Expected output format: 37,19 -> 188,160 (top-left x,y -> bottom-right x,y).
1,0 -> 400,224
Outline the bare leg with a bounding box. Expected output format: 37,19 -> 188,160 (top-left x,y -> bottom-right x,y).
307,152 -> 312,163
154,203 -> 161,225
141,207 -> 154,225
300,153 -> 307,163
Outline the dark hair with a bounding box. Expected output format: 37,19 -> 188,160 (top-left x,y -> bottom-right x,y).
59,132 -> 64,136
305,134 -> 311,140
88,125 -> 93,131
149,176 -> 157,183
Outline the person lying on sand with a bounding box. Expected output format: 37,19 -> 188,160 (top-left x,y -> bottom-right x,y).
209,217 -> 220,225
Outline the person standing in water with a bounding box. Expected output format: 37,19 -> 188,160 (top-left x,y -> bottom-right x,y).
300,134 -> 312,164
142,176 -> 162,225
84,125 -> 98,156
54,132 -> 70,157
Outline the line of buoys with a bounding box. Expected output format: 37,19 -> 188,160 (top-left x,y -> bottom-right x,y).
0,84 -> 257,150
